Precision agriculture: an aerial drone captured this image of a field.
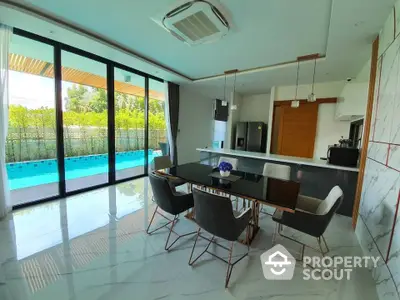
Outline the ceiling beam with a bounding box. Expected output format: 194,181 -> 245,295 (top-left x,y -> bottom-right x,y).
274,97 -> 337,106
194,56 -> 327,83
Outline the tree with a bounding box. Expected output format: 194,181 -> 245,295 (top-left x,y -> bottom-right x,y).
6,88 -> 168,162
9,105 -> 30,161
89,88 -> 107,113
149,98 -> 164,115
65,84 -> 88,112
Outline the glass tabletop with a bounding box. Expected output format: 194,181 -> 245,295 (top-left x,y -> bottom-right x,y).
158,163 -> 300,212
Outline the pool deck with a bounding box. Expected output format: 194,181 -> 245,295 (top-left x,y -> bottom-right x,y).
11,167 -> 145,206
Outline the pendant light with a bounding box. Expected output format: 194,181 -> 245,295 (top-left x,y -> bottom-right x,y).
291,61 -> 300,108
222,73 -> 228,106
308,58 -> 317,102
222,69 -> 239,110
231,70 -> 238,111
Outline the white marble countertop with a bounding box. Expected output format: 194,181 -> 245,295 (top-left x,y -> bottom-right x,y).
197,148 -> 360,172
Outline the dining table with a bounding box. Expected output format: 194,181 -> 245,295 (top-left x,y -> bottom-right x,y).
157,162 -> 301,244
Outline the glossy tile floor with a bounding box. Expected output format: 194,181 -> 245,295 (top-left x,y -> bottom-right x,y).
0,178 -> 379,300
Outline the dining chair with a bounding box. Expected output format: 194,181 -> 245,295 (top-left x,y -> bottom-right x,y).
262,162 -> 291,180
152,155 -> 186,188
272,186 -> 343,260
147,172 -> 196,251
188,188 -> 252,288
260,163 -> 291,215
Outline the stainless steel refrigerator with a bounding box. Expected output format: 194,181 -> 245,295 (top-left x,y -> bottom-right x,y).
234,122 -> 267,152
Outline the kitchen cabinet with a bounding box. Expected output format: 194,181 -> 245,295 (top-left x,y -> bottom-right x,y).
335,82 -> 368,121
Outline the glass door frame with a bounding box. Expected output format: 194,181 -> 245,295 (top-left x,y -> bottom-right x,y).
12,27 -> 163,208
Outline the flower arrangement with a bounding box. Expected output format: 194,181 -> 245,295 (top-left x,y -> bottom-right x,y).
218,161 -> 233,172
218,161 -> 233,177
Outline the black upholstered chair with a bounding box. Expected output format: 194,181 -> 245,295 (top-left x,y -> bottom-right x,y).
188,188 -> 252,288
147,172 -> 196,251
152,155 -> 186,188
272,186 -> 344,260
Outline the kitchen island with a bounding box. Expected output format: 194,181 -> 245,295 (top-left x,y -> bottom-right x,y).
197,148 -> 359,217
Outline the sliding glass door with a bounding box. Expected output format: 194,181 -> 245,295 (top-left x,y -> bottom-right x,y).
114,68 -> 146,180
7,28 -> 165,207
61,51 -> 108,192
7,35 -> 59,206
148,79 -> 168,172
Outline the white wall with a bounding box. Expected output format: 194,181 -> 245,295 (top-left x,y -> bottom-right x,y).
314,104 -> 352,159
177,86 -> 214,164
239,93 -> 270,123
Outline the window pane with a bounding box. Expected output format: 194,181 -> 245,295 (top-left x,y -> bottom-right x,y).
61,51 -> 108,192
114,68 -> 146,180
148,79 -> 167,171
7,35 -> 59,206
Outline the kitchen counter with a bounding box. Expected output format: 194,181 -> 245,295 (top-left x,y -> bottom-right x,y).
197,148 -> 359,217
196,148 -> 359,172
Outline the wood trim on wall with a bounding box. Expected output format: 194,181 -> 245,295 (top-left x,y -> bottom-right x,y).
274,97 -> 337,106
352,36 -> 380,229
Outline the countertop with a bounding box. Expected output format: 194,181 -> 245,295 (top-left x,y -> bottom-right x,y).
197,148 -> 359,172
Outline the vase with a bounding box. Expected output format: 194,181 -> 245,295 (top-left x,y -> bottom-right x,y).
220,170 -> 230,177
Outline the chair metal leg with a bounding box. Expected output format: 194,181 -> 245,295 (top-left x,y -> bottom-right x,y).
272,222 -> 278,246
225,241 -> 234,288
188,231 -> 249,288
188,228 -> 213,266
317,235 -> 329,256
146,206 -> 159,234
275,224 -> 329,261
322,235 -> 329,253
276,224 -> 305,262
165,215 -> 179,251
147,206 -> 196,251
164,215 -> 197,251
146,206 -> 178,235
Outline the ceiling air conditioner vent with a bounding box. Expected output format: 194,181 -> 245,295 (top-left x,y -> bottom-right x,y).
155,0 -> 230,46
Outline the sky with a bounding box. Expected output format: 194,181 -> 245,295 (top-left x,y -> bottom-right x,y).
9,71 -> 73,110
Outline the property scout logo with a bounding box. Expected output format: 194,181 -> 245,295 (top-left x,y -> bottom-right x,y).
260,244 -> 380,281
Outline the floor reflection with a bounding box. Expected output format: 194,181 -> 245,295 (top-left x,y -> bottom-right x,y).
2,177 -> 152,296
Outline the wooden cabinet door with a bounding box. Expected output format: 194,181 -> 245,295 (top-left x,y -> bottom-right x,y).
276,103 -> 318,158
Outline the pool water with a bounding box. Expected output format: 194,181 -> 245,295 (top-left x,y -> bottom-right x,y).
7,150 -> 161,190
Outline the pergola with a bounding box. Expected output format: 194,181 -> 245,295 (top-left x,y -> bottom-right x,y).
9,53 -> 165,101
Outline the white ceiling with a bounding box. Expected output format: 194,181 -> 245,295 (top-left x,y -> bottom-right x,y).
0,0 -> 396,97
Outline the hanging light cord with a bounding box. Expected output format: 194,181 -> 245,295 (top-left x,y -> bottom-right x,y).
311,58 -> 316,94
233,71 -> 237,95
295,61 -> 300,100
224,73 -> 227,101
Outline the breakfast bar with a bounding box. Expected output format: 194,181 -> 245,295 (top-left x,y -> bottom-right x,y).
197,148 -> 359,217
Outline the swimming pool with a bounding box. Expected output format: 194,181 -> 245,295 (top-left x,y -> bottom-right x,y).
6,150 -> 161,190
